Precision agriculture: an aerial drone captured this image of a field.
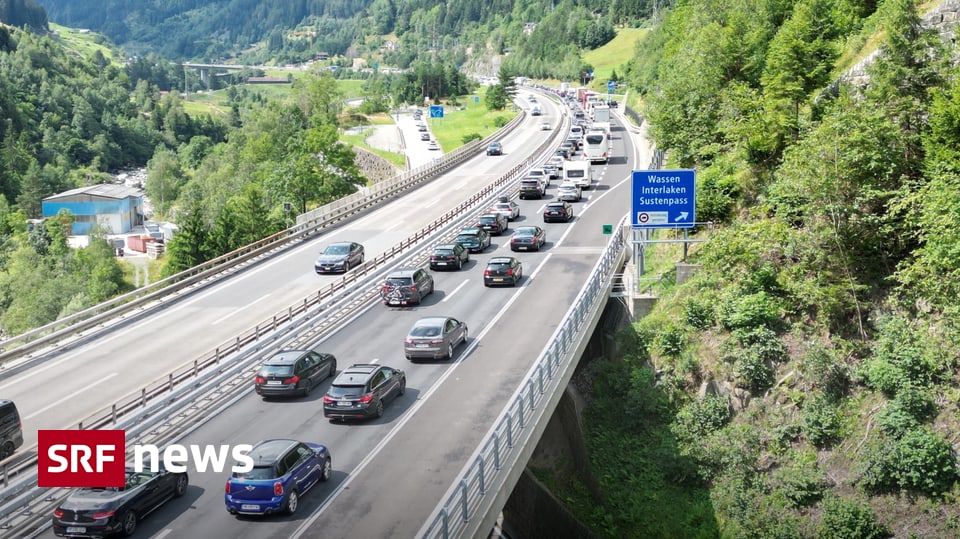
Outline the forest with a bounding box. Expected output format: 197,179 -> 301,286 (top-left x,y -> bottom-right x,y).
562,0 -> 960,536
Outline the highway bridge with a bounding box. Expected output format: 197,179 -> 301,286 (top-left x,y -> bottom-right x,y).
0,89 -> 654,539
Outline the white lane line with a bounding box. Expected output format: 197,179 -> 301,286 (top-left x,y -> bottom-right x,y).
442,279 -> 470,302
211,293 -> 271,325
23,373 -> 119,420
291,251 -> 551,539
149,529 -> 174,539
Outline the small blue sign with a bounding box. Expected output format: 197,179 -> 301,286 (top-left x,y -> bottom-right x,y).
473,96 -> 480,103
607,80 -> 616,92
429,105 -> 444,118
631,169 -> 696,229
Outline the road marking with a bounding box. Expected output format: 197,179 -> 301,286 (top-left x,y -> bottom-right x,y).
211,293 -> 271,325
442,279 -> 469,302
23,373 -> 119,420
149,529 -> 174,539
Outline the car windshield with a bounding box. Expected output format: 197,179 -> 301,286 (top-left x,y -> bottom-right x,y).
456,234 -> 477,242
494,204 -> 511,211
323,245 -> 349,255
528,170 -> 543,176
479,216 -> 497,223
233,466 -> 275,480
410,325 -> 442,337
515,228 -> 537,237
260,365 -> 294,376
433,248 -> 454,255
547,204 -> 565,210
487,262 -> 512,269
585,133 -> 604,144
385,277 -> 413,286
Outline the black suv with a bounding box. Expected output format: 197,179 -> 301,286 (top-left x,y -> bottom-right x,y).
255,350 -> 338,398
0,400 -> 22,460
381,268 -> 435,306
483,257 -> 523,287
430,243 -> 469,270
476,213 -> 508,235
543,201 -> 574,223
323,364 -> 407,420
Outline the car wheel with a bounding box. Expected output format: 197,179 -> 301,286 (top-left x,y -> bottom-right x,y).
285,490 -> 299,515
446,343 -> 454,360
375,400 -> 384,418
302,377 -> 314,396
399,378 -> 406,396
174,473 -> 189,497
320,456 -> 332,481
0,441 -> 13,460
329,361 -> 337,379
120,511 -> 137,537
456,258 -> 462,270
343,261 -> 351,272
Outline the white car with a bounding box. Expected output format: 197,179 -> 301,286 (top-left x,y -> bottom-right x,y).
557,181 -> 582,202
547,155 -> 564,172
525,167 -> 550,187
540,121 -> 552,130
428,140 -> 440,151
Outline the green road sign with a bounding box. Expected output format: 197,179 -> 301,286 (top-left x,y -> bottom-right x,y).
602,224 -> 613,235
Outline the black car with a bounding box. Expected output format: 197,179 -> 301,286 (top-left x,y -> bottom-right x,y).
454,227 -> 491,253
380,268 -> 435,306
486,142 -> 503,156
314,241 -> 364,274
476,213 -> 508,235
555,147 -> 571,160
0,400 -> 22,460
323,364 -> 406,420
255,350 -> 338,398
543,201 -> 574,223
52,467 -> 188,537
510,226 -> 546,252
484,257 -> 523,287
429,243 -> 470,270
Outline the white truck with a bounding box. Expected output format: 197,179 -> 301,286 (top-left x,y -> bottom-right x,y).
592,104 -> 612,139
563,159 -> 593,190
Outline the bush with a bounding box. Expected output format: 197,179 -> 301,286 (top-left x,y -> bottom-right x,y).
860,428 -> 959,497
673,394 -> 731,444
817,497 -> 889,539
733,326 -> 787,363
800,345 -> 849,402
492,115 -> 509,128
867,316 -> 946,390
775,452 -> 827,508
802,394 -> 841,447
653,323 -> 687,358
684,298 -> 714,329
717,290 -> 781,331
731,347 -> 775,393
461,132 -> 481,143
860,358 -> 909,397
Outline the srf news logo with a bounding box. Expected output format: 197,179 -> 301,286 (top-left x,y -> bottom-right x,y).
38,430 -> 253,488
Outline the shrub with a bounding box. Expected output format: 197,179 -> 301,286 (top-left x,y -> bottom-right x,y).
461,132 -> 481,143
731,347 -> 774,393
893,384 -> 937,423
775,452 -> 827,508
817,497 -> 889,539
733,326 -> 787,363
717,290 -> 781,331
800,344 -> 849,402
653,323 -> 687,358
674,394 -> 731,444
860,358 -> 909,397
492,115 -> 509,128
802,394 -> 841,447
860,428 -> 960,497
875,402 -> 918,437
868,316 -> 946,390
684,298 -> 714,329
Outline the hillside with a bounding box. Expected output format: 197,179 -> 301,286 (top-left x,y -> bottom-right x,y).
558,0 -> 960,537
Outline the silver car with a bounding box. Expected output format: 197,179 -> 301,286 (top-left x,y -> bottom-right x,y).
404,317 -> 468,361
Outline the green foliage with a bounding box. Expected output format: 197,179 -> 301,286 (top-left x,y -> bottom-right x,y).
860,428 -> 960,497
653,322 -> 686,359
673,394 -> 731,445
817,497 -> 889,539
876,385 -> 937,438
860,315 -> 947,396
773,451 -> 827,508
802,393 -> 841,447
683,297 -> 714,330
492,116 -> 509,128
799,344 -> 849,402
717,290 -> 781,331
460,133 -> 481,144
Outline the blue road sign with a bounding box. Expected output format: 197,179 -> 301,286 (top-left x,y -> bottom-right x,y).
607,80 -> 615,92
631,169 -> 696,229
429,105 -> 444,118
473,96 -> 480,103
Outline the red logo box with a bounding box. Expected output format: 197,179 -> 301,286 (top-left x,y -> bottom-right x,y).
38,430 -> 126,488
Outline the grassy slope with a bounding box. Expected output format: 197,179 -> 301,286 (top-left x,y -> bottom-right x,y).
49,23 -> 120,64
582,28 -> 648,89
428,88 -> 520,152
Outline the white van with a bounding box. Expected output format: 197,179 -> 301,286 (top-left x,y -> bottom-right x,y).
563,160 -> 593,190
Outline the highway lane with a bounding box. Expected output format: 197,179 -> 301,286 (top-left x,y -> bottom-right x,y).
2,95 -> 562,453
33,117 -> 645,539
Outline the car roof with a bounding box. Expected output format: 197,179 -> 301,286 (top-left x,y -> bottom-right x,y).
249,439 -> 300,465
459,227 -> 482,234
328,241 -> 355,247
514,226 -> 539,233
412,316 -> 450,328
263,350 -> 311,365
488,142 -> 502,147
546,202 -> 567,206
433,243 -> 459,250
333,364 -> 382,382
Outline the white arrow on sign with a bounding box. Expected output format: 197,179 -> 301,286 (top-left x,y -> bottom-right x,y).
675,212 -> 689,222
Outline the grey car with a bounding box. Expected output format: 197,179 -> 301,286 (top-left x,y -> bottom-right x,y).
380,268 -> 435,306
404,317 -> 469,361
315,241 -> 365,273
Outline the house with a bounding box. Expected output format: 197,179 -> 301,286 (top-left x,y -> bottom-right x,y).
41,184 -> 143,235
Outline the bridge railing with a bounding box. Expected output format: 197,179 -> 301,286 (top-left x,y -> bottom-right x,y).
420,213 -> 630,539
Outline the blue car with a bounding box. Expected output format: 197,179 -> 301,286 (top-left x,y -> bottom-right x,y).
225,439 -> 331,516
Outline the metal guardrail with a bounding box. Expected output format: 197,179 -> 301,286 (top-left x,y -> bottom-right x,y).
420,214 -> 630,539
0,111 -> 527,372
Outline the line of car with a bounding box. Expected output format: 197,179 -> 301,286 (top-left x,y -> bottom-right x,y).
49,106 -> 599,538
